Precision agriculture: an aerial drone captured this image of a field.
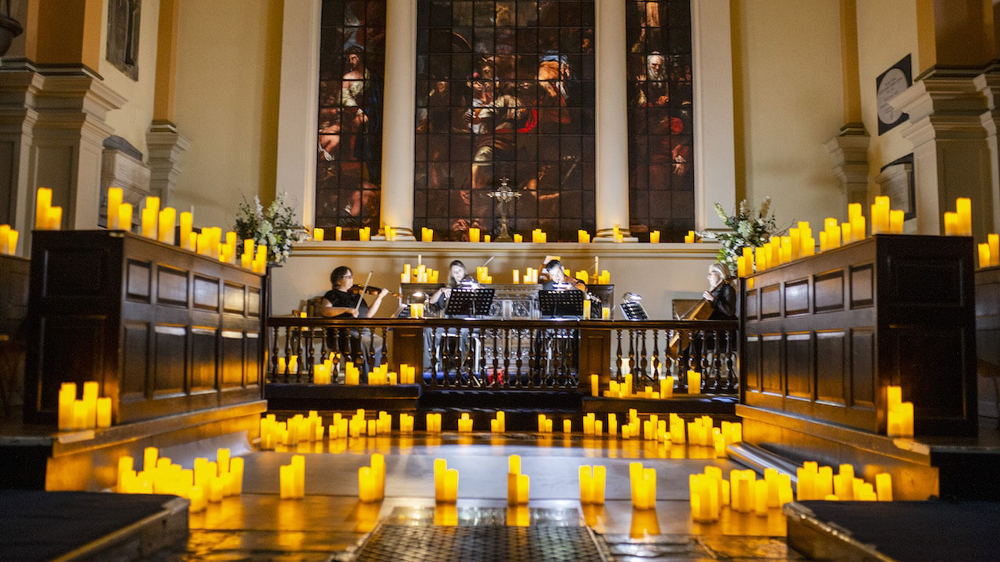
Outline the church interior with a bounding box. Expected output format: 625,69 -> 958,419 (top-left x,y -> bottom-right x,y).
2,0 -> 1000,560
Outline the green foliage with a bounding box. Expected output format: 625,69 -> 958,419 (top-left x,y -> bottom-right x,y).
233,192 -> 306,265
699,197 -> 783,274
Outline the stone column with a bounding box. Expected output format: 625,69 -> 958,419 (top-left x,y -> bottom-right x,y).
975,71 -> 1000,234
146,121 -> 190,205
825,126 -> 871,211
593,0 -> 632,241
892,77 -> 993,238
0,69 -> 43,237
377,0 -> 417,240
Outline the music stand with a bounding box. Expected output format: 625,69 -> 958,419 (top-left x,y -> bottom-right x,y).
444,288 -> 495,317
620,301 -> 649,321
539,290 -> 585,317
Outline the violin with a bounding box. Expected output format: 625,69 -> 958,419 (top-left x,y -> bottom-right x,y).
350,284 -> 400,298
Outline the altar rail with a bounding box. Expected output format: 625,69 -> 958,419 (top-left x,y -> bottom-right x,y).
265,317 -> 739,393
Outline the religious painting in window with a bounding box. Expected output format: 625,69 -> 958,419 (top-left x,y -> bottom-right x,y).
626,0 -> 693,241
316,0 -> 387,234
414,0 -> 596,241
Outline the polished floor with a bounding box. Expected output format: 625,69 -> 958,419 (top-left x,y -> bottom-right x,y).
151,433 -> 797,561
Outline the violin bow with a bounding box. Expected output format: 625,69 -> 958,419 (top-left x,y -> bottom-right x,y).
355,271 -> 373,313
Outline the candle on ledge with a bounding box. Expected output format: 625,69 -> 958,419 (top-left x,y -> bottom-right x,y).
687,370 -> 701,394
990,234 -> 1000,267
956,197 -> 972,236
35,187 -> 52,230
335,226 -> 343,241
96,397 -> 112,428
314,227 -> 324,241
106,187 -> 123,229
514,233 -> 523,243
57,383 -> 76,430
359,227 -> 371,241
944,212 -> 958,236
158,207 -> 176,244
47,206 -> 63,231
889,210 -> 903,234
684,230 -> 695,243
650,230 -> 660,244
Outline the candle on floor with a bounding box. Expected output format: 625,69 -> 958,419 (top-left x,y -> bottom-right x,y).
580,466 -> 593,503
443,469 -> 459,503
564,419 -> 572,433
434,458 -> 447,500
359,466 -> 376,502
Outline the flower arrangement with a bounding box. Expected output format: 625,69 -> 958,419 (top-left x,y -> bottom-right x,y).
700,197 -> 782,274
233,192 -> 307,265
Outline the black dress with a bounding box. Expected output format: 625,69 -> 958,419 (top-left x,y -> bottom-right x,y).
323,289 -> 370,369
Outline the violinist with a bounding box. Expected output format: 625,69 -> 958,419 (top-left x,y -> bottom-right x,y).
321,266 -> 390,318
428,260 -> 477,315
542,259 -> 586,292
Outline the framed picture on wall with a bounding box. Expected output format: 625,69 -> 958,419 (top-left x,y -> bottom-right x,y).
876,55 -> 912,135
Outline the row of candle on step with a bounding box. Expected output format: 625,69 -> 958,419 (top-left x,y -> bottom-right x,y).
117,448 -> 243,513
401,263 -> 441,284
57,382 -> 112,430
886,385 -> 914,437
597,371 -> 699,399
258,412 -> 326,448
796,462 -> 893,502
0,225 -> 19,255
689,467 -> 793,523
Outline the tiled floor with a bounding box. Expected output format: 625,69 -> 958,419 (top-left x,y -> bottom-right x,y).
151,433 -> 798,561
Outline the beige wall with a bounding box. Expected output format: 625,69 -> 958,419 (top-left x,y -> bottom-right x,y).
172,0 -> 283,229
733,0 -> 847,226
857,0 -> 920,182
100,0 -> 161,159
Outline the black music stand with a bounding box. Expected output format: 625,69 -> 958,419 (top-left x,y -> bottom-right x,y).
539,290 -> 584,317
444,288 -> 495,317
620,301 -> 649,321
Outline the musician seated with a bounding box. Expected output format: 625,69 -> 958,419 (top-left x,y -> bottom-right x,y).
425,260 -> 477,378
428,260 -> 478,315
542,259 -> 586,292
321,266 -> 390,378
703,263 -> 737,320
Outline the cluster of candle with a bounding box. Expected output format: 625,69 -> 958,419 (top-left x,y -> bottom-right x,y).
977,234 -> 999,269
630,462 -> 657,509
531,229 -> 547,243
367,365 -> 396,386
34,187 -> 63,230
358,454 -> 386,503
104,187 -> 132,230
117,448 -> 243,513
279,455 -> 306,499
426,412 -> 443,433
0,224 -> 20,255
259,412 -> 325,449
276,355 -> 299,374
408,303 -> 426,318
475,266 -> 492,283
536,414 -> 554,433
612,226 -> 625,242
683,230 -> 697,243
57,382 -> 112,430
577,230 -> 591,243
578,465 -> 607,504
690,467 -> 792,522
421,227 -> 434,242
359,226 -> 372,241
344,362 -> 363,385
514,267 -> 540,284
457,413 -> 474,432
399,413 -> 415,432
942,197 -> 973,236
385,226 -> 398,241
650,230 -> 660,243
312,353 -> 336,384
868,196 -> 903,235
434,458 -> 459,503
401,263 -> 441,284
490,411 -> 507,433
886,385 -> 914,437
507,455 -> 530,506
796,462 -> 891,501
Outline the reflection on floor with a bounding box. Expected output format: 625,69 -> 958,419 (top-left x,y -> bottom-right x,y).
150,433 -> 799,561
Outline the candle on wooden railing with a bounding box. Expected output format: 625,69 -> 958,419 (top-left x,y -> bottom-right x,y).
990,234 -> 1000,267
687,370 -> 701,394
956,197 -> 972,236
889,210 -> 903,234
106,187 -> 123,229
944,212 -> 958,236
46,206 -> 62,231
871,196 -> 890,234
35,187 -> 51,230
158,208 -> 176,244
980,244 -> 991,269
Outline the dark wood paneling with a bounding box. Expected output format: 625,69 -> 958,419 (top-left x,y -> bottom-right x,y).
850,264 -> 873,308
193,276 -> 220,311
126,260 -> 151,302
154,325 -> 186,394
122,321 -> 149,398
785,332 -> 811,398
784,280 -> 809,316
814,270 -> 844,313
815,330 -> 845,404
746,289 -> 758,320
744,335 -> 760,391
157,266 -> 188,307
850,328 -> 875,407
224,283 -> 245,314
221,331 -> 244,387
25,231 -> 265,425
742,235 -> 976,437
191,327 -> 217,390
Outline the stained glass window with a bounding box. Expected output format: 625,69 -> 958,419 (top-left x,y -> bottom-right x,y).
414,0 -> 596,241
316,0 -> 387,235
626,0 -> 693,241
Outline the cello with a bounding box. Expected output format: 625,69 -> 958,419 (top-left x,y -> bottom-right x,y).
669,277 -> 727,354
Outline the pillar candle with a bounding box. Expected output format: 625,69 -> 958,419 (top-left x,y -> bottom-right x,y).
359,227 -> 370,241
444,469 -> 459,503
590,374 -> 599,397
944,212 -> 958,236
579,465 -> 593,503
292,455 -> 305,498
58,383 -> 76,430
47,207 -> 62,230
889,210 -> 903,234
106,187 -> 123,229
158,208 -> 176,244
875,473 -> 893,501
96,397 -> 112,428
434,458 -> 447,500
979,244 -> 990,269
887,386 -> 902,413
279,465 -> 294,499
956,197 -> 972,236
516,474 -> 529,504
687,370 -> 701,394
469,227 -> 480,243
514,233 -> 522,243
35,187 -> 52,230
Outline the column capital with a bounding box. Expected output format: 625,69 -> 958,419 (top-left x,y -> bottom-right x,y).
146,121 -> 191,204
824,130 -> 870,186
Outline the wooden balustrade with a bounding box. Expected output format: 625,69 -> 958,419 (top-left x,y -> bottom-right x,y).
265,317 -> 739,393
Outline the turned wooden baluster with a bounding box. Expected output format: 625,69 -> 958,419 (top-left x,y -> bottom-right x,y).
615,328 -> 624,383
651,329 -> 661,379
428,327 -> 439,389
527,327 -> 538,389
515,329 -> 526,389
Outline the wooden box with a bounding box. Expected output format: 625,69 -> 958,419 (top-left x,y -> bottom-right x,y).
24,231 -> 264,425
741,235 -> 976,436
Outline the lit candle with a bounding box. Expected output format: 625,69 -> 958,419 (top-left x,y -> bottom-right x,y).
889,210 -> 903,234
444,469 -> 459,503
144,447 -> 158,471
593,465 -> 606,504
469,227 -> 480,243
590,374 -> 599,397
650,230 -> 660,243
563,419 -> 572,433
359,466 -> 375,502
687,370 -> 701,394
292,455 -> 305,498
517,474 -> 529,504
230,457 -> 244,495
602,306 -> 610,320
144,197 -> 160,238
875,473 -> 893,501
106,187 -> 123,229
279,465 -> 294,499
990,234 -> 1000,267
372,453 -> 386,500
514,233 -> 522,243
47,207 -> 62,230
82,381 -> 99,428
158,207 -> 176,244
944,212 -> 958,236
887,386 -> 902,412
35,187 -> 52,230
335,226 -> 343,241
956,197 -> 972,236
899,402 -> 914,437
579,465 -> 594,503
359,227 -> 370,241
582,299 -> 591,319
57,382 -> 76,430
96,397 -> 112,428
